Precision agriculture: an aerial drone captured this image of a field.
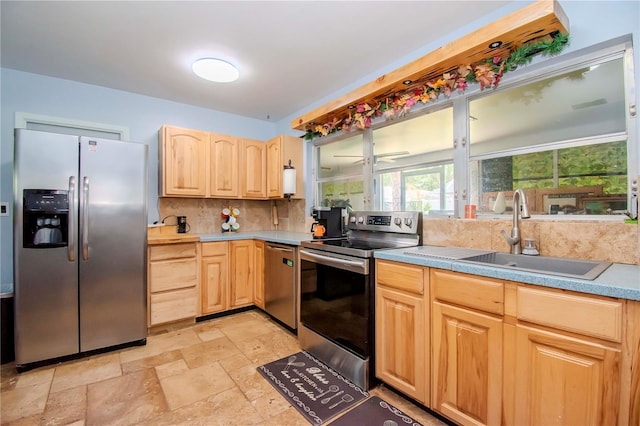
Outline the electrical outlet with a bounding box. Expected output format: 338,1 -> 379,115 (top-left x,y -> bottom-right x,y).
0,202 -> 8,216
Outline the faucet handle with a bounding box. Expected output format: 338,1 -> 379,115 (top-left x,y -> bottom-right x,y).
501,229 -> 519,246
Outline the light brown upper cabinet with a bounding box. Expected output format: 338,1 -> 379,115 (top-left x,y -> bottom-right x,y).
160,125 -> 303,200
266,135 -> 303,199
240,138 -> 267,198
209,133 -> 239,198
159,125 -> 208,197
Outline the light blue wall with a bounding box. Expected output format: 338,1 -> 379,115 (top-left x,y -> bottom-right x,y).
0,69 -> 276,287
2,0 -> 638,288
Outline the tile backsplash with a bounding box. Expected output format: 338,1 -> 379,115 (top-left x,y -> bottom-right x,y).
422,217 -> 639,265
158,198 -> 638,265
158,198 -> 307,234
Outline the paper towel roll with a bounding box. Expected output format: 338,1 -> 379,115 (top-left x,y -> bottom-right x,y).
283,167 -> 296,195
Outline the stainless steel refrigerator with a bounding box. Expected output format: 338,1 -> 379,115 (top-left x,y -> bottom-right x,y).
13,129 -> 148,370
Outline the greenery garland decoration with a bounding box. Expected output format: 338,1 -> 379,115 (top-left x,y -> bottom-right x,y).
304,33 -> 569,140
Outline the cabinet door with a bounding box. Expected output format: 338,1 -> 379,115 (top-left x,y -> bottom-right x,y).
240,139 -> 266,198
160,125 -> 208,196
201,242 -> 228,314
201,253 -> 229,315
266,136 -> 282,198
514,324 -> 621,426
432,301 -> 503,426
253,240 -> 265,309
209,133 -> 239,198
375,286 -> 427,403
266,135 -> 304,199
230,240 -> 255,307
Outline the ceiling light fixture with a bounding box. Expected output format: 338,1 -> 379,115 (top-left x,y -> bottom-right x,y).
192,58 -> 239,83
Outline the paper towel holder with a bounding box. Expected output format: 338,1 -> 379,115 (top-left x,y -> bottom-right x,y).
283,159 -> 296,201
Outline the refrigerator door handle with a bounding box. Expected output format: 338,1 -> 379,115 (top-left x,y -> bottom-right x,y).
82,176 -> 89,260
68,176 -> 76,261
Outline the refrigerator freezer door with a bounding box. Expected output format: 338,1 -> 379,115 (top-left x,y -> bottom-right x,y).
14,129 -> 80,365
79,137 -> 148,352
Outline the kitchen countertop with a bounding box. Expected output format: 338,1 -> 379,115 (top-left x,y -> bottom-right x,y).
197,231 -> 313,246
375,245 -> 640,302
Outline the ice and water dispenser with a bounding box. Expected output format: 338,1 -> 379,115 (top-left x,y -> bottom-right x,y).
22,189 -> 69,248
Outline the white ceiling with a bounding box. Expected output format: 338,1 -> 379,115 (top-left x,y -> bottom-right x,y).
1,1 -> 513,123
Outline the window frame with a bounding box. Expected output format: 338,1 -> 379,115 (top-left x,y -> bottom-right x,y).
312,35 -> 636,220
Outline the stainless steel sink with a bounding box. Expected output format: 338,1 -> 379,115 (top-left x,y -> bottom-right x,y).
459,252 -> 612,280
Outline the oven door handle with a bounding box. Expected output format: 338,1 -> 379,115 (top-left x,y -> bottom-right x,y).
300,249 -> 368,274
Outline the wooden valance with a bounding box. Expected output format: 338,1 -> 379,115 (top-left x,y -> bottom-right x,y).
291,0 -> 569,132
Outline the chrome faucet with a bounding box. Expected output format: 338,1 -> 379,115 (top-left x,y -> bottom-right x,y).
501,189 -> 531,254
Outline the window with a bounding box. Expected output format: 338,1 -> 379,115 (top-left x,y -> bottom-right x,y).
312,37 -> 635,218
373,107 -> 454,214
469,53 -> 631,215
316,134 -> 365,210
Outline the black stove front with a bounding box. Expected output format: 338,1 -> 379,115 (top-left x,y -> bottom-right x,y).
298,211 -> 422,390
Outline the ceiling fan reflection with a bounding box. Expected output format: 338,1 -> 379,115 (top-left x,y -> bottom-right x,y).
333,151 -> 410,165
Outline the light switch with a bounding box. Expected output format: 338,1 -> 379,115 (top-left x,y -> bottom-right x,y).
0,202 -> 8,216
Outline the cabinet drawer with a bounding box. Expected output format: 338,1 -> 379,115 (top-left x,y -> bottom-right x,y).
150,288 -> 198,325
376,260 -> 425,294
201,241 -> 228,257
149,258 -> 198,292
431,269 -> 503,315
149,243 -> 197,261
517,286 -> 622,342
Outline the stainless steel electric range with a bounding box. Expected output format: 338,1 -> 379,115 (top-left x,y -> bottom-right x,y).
298,210 -> 422,390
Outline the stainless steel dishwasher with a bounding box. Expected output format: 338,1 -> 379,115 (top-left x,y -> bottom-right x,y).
264,243 -> 297,330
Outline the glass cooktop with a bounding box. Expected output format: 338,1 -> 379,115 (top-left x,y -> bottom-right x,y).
301,236 -> 418,258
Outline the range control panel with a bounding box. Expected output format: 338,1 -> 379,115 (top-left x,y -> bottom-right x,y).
348,211 -> 422,234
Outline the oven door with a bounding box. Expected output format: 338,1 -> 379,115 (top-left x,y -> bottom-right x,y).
299,248 -> 372,359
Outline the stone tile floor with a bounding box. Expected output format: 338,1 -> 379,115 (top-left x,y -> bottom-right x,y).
1,310 -> 446,425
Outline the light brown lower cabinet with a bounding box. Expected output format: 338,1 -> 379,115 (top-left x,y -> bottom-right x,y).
229,240 -> 255,307
253,240 -> 265,309
200,240 -> 257,315
513,323 -> 621,425
375,263 -> 640,426
376,286 -> 427,403
201,241 -> 229,314
430,270 -> 504,426
506,284 -> 638,426
375,260 -> 428,404
431,301 -> 503,426
147,242 -> 199,326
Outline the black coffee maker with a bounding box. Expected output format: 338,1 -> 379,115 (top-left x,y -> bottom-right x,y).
311,207 -> 344,239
